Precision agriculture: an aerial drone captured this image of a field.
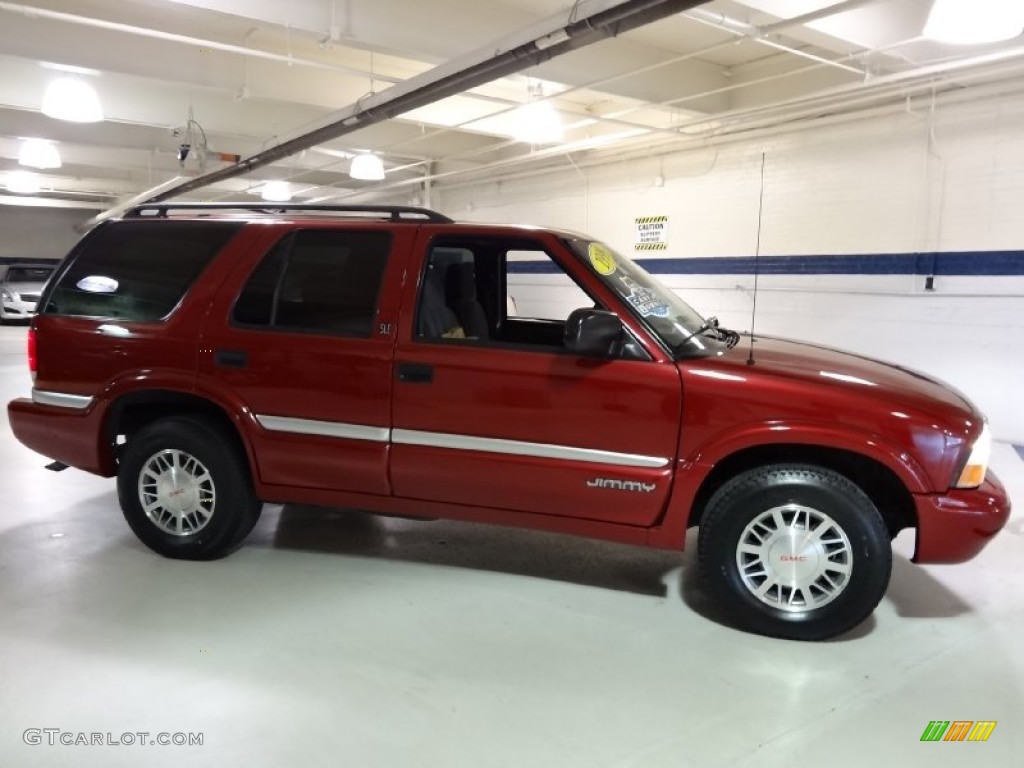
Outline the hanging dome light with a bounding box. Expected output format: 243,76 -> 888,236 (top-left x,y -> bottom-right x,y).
512,100 -> 564,144
5,171 -> 42,195
18,138 -> 62,170
260,180 -> 293,201
41,77 -> 104,123
349,153 -> 385,181
925,0 -> 1024,44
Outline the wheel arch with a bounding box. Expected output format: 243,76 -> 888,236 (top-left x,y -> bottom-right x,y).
686,443 -> 917,538
104,389 -> 255,479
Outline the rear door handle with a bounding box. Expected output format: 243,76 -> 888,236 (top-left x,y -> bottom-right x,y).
215,349 -> 248,369
397,363 -> 433,383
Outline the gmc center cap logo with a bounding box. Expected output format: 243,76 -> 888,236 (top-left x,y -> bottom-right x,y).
770,540 -> 817,578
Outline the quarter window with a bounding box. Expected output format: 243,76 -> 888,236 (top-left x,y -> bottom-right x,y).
43,220 -> 241,321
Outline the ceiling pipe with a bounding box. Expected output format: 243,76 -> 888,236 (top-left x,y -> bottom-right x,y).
0,0 -> 717,153
84,0 -> 712,226
685,8 -> 758,36
181,21 -> 1024,207
760,0 -> 882,33
320,56 -> 1024,201
366,0 -> 884,166
7,0 -> 875,207
662,40 -> 1024,132
214,57 -> 1024,209
213,33 -> 1017,205
353,36 -> 915,173
684,6 -> 864,75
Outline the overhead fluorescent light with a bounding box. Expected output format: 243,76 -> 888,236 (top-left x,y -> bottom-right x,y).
19,139 -> 62,170
924,0 -> 1024,45
260,180 -> 293,201
41,77 -> 104,123
349,153 -> 385,181
5,171 -> 42,195
511,100 -> 564,144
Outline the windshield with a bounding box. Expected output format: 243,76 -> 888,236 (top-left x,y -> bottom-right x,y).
6,267 -> 54,284
565,238 -> 723,355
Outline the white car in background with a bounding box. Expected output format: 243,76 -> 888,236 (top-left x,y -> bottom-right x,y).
0,264 -> 56,322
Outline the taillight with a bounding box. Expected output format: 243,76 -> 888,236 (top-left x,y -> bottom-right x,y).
27,327 -> 37,378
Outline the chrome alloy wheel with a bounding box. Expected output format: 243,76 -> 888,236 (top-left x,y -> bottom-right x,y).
736,504 -> 853,612
138,449 -> 216,536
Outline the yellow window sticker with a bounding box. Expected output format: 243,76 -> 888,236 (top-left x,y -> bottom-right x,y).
588,243 -> 617,276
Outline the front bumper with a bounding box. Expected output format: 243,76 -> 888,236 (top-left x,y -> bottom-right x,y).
913,471 -> 1011,563
1,298 -> 38,318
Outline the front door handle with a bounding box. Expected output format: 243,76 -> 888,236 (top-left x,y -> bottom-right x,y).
215,349 -> 248,369
397,363 -> 433,383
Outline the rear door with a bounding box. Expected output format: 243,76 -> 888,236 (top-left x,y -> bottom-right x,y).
198,222 -> 415,496
389,228 -> 683,527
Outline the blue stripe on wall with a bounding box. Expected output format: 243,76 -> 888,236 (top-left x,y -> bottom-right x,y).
508,251 -> 1024,276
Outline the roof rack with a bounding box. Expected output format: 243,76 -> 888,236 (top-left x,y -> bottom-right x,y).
124,203 -> 454,223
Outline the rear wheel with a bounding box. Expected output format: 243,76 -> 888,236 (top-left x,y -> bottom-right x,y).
698,464 -> 891,640
117,416 -> 261,560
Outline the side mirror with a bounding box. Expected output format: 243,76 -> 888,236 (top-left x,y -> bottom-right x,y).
564,308 -> 622,357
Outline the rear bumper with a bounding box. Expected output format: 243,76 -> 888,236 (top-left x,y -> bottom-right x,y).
7,396 -> 113,476
913,471 -> 1011,564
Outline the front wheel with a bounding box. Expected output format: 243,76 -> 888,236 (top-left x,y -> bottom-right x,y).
117,416 -> 261,560
698,464 -> 891,641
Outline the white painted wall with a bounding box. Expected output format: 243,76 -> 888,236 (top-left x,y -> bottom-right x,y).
438,92 -> 1024,443
0,206 -> 99,263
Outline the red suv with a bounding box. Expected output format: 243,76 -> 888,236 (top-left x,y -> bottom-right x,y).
8,203 -> 1010,640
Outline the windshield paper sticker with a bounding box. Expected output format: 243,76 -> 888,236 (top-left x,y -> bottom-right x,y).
619,275 -> 670,318
588,243 -> 617,276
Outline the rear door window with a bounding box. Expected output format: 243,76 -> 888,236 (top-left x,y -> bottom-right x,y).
232,229 -> 393,337
43,220 -> 241,321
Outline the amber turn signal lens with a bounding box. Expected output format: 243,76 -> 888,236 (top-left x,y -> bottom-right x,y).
957,464 -> 987,489
954,423 -> 991,489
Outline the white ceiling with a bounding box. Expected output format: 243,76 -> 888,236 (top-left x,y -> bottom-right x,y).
1,0 -> 1023,212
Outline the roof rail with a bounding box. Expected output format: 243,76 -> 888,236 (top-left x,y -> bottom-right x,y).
124,203 -> 454,223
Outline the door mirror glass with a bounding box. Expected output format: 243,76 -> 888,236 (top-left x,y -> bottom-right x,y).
564,308 -> 622,357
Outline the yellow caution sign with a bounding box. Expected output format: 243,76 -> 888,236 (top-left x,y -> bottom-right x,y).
635,215 -> 668,250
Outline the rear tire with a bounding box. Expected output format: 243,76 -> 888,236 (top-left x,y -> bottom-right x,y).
117,416 -> 261,560
698,464 -> 891,641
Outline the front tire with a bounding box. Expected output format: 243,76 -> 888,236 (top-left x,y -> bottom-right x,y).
117,416 -> 261,560
698,464 -> 891,641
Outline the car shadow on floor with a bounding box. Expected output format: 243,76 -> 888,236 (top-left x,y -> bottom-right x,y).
265,504 -> 974,637
264,503 -> 684,598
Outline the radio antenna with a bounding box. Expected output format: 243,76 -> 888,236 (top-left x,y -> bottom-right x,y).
747,150 -> 766,366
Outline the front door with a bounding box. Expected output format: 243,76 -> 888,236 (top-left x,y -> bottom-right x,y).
390,230 -> 682,526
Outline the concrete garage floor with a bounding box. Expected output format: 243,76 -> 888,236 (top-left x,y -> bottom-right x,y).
0,323 -> 1021,768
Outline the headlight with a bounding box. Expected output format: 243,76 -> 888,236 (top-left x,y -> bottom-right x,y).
955,422 -> 992,489
0,289 -> 11,301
